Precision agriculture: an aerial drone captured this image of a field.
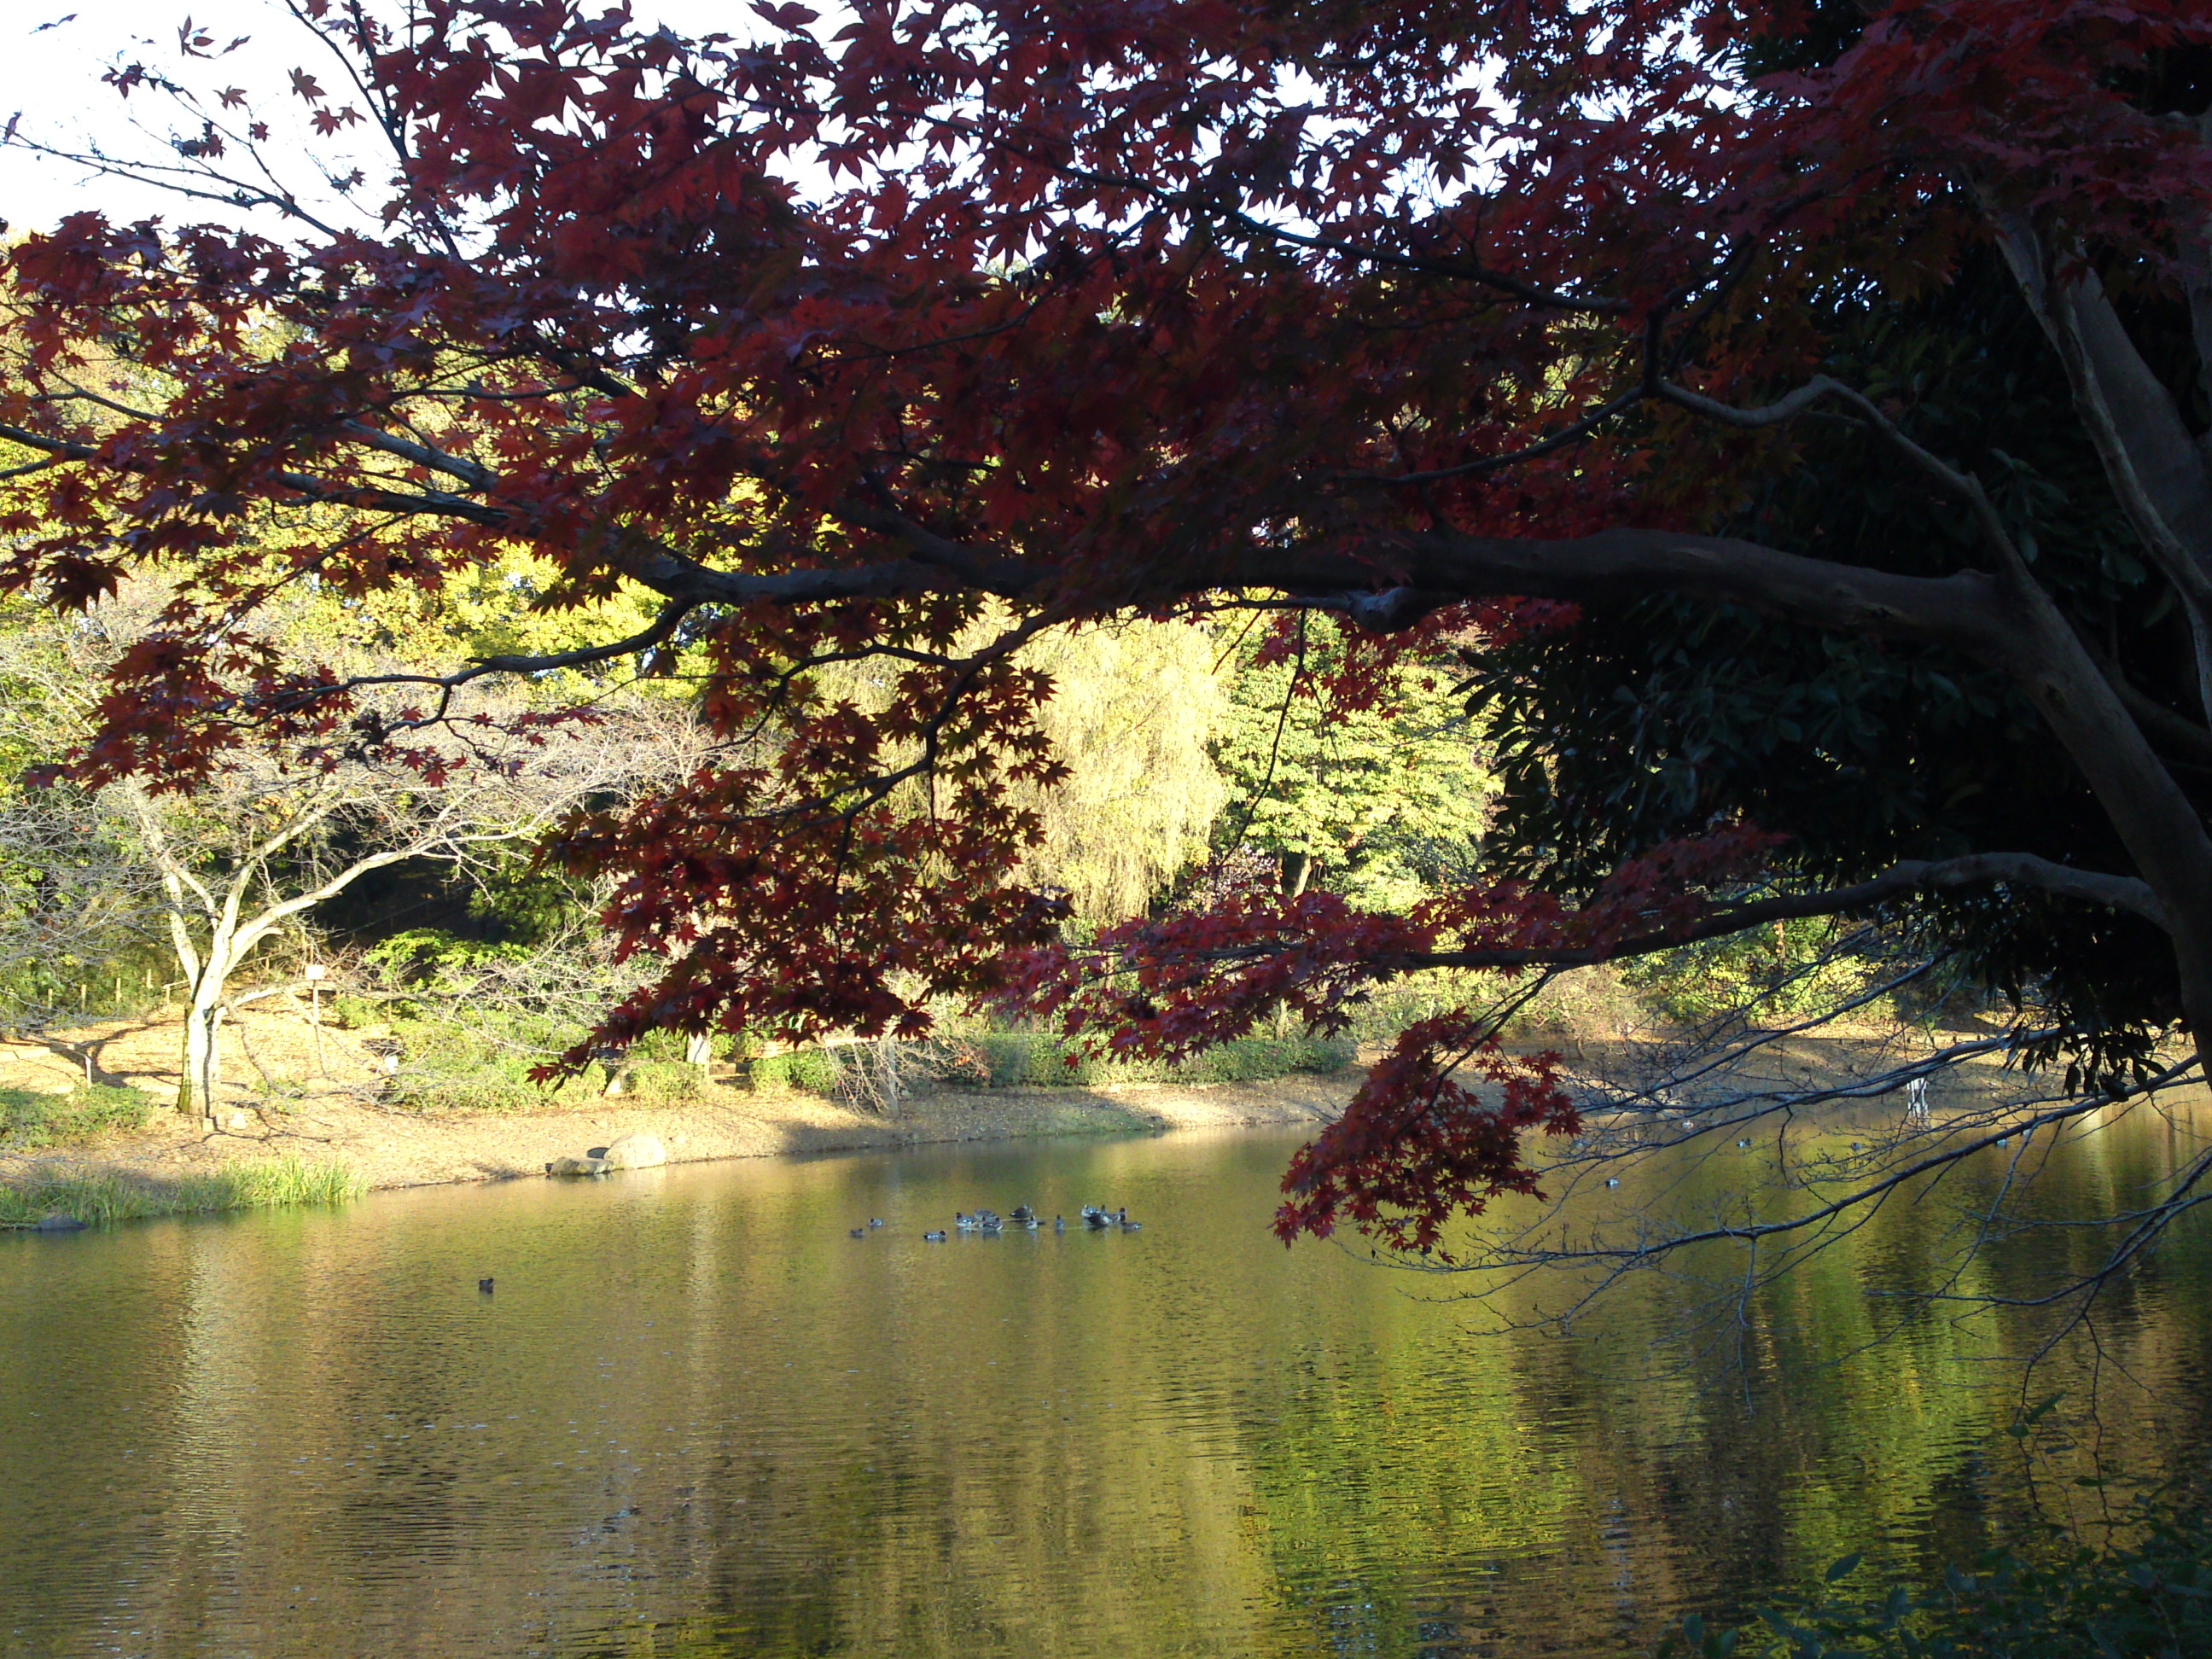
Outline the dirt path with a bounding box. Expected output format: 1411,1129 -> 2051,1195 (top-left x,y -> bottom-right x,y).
0,1006 -> 1355,1193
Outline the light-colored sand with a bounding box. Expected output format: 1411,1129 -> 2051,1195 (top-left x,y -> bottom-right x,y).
0,1004 -> 1354,1193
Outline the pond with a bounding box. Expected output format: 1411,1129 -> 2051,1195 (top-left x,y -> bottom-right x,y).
4,1106 -> 2212,1659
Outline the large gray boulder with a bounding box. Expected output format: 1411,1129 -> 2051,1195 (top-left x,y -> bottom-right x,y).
601,1132 -> 667,1171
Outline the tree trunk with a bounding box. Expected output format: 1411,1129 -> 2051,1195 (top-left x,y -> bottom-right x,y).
177,995 -> 223,1123
1989,585 -> 2212,1074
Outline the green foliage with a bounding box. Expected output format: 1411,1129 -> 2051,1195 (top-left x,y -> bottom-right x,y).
375,1015 -> 585,1115
745,1033 -> 1352,1094
0,1155 -> 364,1227
1012,620 -> 1231,923
973,1032 -> 1355,1089
1213,616 -> 1491,905
0,1083 -> 156,1149
1466,253 -> 2175,1084
1657,1494 -> 2212,1659
815,611 -> 1231,925
622,1059 -> 707,1099
745,1048 -> 844,1094
1624,921 -> 1889,1027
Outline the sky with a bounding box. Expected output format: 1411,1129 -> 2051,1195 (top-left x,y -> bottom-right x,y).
0,0 -> 758,235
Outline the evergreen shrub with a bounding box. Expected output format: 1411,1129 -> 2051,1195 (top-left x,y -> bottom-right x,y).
746,1048 -> 843,1093
623,1059 -> 707,1099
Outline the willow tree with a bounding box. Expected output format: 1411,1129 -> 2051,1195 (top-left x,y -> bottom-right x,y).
1013,620 -> 1228,926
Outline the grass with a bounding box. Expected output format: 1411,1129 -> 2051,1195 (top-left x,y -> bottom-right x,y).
0,1154 -> 367,1229
0,1083 -> 158,1149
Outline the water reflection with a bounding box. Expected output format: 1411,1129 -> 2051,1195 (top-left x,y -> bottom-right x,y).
3,1105 -> 2210,1659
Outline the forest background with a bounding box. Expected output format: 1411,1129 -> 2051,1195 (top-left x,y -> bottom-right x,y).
3,550 -> 1810,1132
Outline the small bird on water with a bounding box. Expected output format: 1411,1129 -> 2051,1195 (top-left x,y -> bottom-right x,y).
849,1226 -> 866,1238
478,1278 -> 495,1295
868,1218 -> 886,1228
923,1230 -> 947,1242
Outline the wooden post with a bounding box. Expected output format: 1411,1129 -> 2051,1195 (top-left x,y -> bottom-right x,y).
877,1033 -> 901,1119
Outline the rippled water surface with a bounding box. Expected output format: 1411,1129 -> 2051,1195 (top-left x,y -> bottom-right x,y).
6,1112 -> 2212,1658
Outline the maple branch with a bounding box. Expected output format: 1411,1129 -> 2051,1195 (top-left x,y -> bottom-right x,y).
1481,1057 -> 2203,1284
1406,853 -> 2166,974
1262,526 -> 2015,655
1333,383 -> 1650,486
260,602 -> 696,711
848,102 -> 1629,313
339,421 -> 498,492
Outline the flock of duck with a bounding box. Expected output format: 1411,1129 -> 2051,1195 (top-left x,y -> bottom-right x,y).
847,1202 -> 1141,1242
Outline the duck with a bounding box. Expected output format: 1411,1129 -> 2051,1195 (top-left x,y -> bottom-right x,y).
1054,1215 -> 1066,1231
1604,1177 -> 1621,1188
478,1277 -> 495,1295
849,1227 -> 866,1238
1010,1203 -> 1036,1225
923,1230 -> 947,1243
1736,1138 -> 1751,1148
868,1218 -> 886,1228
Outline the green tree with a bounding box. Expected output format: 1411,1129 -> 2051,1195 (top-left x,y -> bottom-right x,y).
1214,618 -> 1492,909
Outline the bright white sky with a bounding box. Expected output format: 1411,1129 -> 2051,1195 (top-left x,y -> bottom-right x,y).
0,0 -> 756,234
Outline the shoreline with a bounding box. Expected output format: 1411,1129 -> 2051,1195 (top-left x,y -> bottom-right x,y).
0,1000 -> 2069,1220
0,1007 -> 1356,1214
0,1072 -> 1359,1207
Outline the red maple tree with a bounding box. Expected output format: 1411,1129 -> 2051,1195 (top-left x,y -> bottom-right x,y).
3,0 -> 2209,1250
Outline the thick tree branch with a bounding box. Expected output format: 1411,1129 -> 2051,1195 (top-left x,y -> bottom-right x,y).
1404,853 -> 2167,972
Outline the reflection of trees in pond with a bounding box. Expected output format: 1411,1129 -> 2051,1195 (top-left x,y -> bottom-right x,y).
1,1122 -> 2208,1659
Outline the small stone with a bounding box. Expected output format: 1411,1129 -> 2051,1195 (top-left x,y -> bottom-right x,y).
601,1132 -> 667,1171
226,1110 -> 252,1130
547,1155 -> 612,1177
32,1213 -> 87,1232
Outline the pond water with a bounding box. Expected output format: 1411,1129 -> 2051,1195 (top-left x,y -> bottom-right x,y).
5,1108 -> 2212,1659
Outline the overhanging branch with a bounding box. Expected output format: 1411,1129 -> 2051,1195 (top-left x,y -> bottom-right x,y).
1406,853 -> 2167,972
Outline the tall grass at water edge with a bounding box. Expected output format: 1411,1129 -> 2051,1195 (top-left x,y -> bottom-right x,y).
0,1155 -> 367,1228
